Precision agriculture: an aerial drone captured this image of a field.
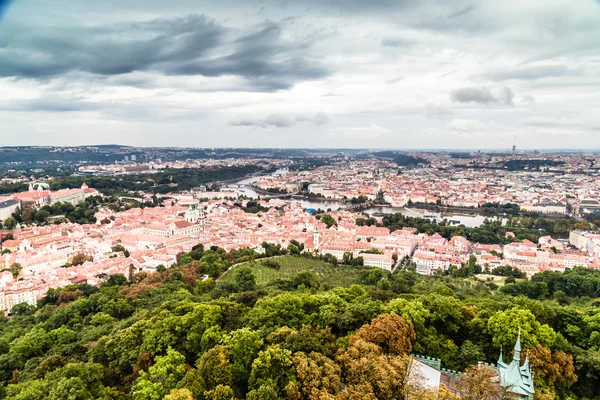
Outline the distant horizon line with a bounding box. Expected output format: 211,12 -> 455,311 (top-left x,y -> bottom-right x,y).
1,144 -> 600,153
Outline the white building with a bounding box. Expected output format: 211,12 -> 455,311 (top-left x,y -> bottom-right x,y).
0,199 -> 20,222
0,288 -> 37,313
362,253 -> 394,271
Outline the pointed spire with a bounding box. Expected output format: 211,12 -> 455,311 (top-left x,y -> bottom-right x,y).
513,327 -> 522,362
522,350 -> 530,370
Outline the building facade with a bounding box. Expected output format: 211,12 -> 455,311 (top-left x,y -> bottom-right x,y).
0,199 -> 20,222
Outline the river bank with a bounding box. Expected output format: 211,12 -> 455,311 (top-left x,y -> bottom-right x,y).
226,173 -> 506,228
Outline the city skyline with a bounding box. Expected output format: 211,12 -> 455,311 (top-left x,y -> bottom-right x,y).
0,0 -> 599,148
3,144 -> 600,153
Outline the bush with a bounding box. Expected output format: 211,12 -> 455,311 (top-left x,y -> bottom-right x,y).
262,260 -> 281,270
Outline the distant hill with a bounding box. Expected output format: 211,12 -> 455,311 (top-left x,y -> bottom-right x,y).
372,151 -> 429,166
502,159 -> 564,171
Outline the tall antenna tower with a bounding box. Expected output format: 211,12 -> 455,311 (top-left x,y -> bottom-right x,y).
511,136 -> 516,157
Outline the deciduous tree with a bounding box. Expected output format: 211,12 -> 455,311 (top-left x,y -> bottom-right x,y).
235,266 -> 256,292
354,314 -> 415,356
249,345 -> 295,396
132,347 -> 187,400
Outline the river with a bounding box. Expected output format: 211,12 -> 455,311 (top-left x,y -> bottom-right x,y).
227,172 -> 503,228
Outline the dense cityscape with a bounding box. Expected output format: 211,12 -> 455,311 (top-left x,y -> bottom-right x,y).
2,149 -> 600,311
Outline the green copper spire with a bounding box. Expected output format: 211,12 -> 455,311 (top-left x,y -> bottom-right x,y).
513,327 -> 522,362
521,350 -> 530,371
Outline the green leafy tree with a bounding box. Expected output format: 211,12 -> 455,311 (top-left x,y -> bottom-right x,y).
221,328 -> 264,397
320,214 -> 337,228
3,217 -> 16,230
198,345 -> 232,392
164,388 -> 194,400
287,243 -> 300,255
11,301 -> 36,316
34,210 -> 51,223
488,307 -> 557,350
6,379 -> 49,400
132,347 -> 187,400
383,298 -> 430,339
205,385 -> 236,400
103,273 -> 129,287
249,345 -> 295,396
246,382 -> 279,400
457,340 -> 486,370
235,266 -> 257,292
292,271 -> 320,290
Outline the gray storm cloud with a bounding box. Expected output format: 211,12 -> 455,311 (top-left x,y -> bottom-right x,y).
0,15 -> 329,91
451,87 -> 514,106
230,112 -> 330,129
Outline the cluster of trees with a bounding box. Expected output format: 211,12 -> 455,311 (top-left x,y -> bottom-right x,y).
349,195 -> 369,204
372,151 -> 429,167
382,214 -> 516,244
111,245 -> 131,258
0,166 -> 265,197
355,216 -> 378,227
52,166 -> 264,195
393,154 -> 429,167
13,198 -> 101,225
480,202 -> 521,216
0,181 -> 29,196
240,201 -> 270,214
502,159 -> 565,171
342,252 -> 364,267
7,196 -> 142,227
318,214 -> 337,228
381,212 -> 593,245
447,255 -> 482,278
443,259 -> 526,280
500,267 -> 600,300
0,244 -> 599,399
508,215 -> 593,235
492,265 -> 527,279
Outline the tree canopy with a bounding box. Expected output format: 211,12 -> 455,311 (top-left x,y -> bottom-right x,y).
0,249 -> 596,399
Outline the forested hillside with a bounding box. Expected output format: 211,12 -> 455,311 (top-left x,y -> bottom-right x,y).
0,248 -> 599,399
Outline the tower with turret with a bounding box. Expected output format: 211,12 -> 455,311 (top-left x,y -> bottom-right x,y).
497,329 -> 534,398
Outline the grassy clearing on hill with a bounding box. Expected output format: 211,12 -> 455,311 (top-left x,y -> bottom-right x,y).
220,255 -> 363,288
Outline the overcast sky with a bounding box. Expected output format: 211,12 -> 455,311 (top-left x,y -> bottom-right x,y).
1,0 -> 599,149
